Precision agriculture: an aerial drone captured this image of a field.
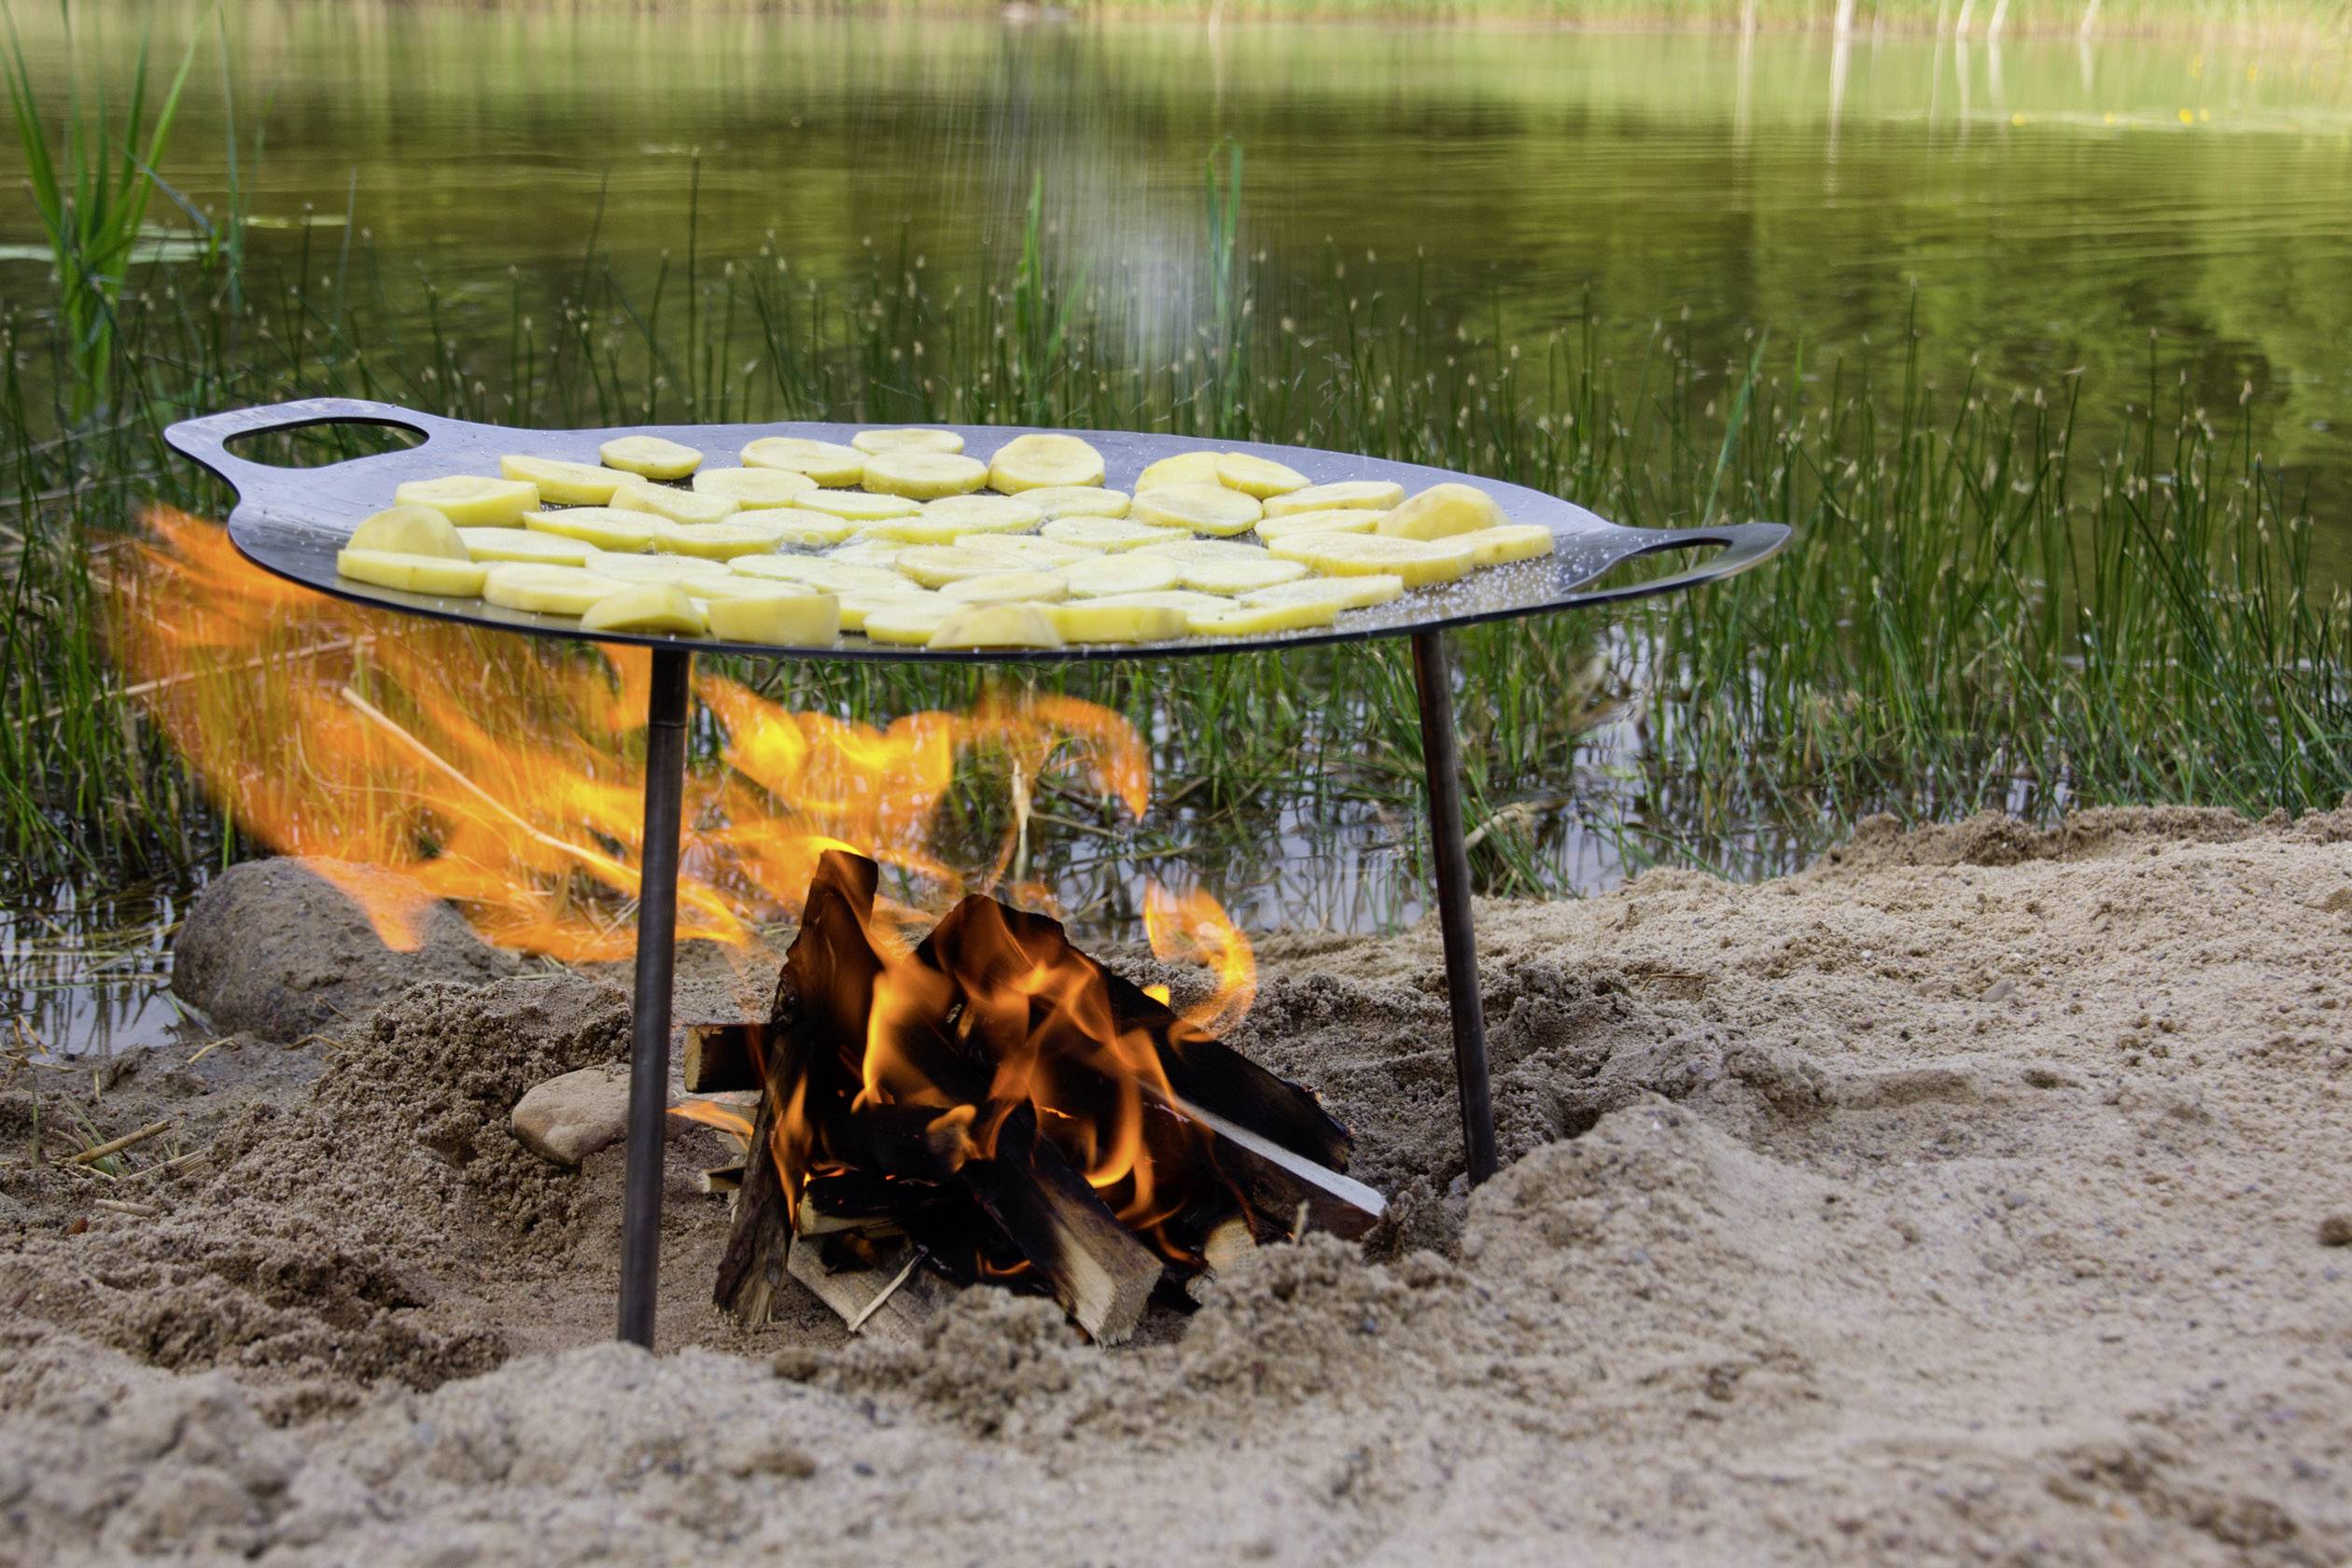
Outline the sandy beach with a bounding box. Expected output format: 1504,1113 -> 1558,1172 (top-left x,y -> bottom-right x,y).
4,805 -> 2348,1565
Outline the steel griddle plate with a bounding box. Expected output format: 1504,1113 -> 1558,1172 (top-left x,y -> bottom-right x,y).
162,399 -> 1788,664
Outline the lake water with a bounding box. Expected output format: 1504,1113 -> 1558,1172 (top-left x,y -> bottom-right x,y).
7,5 -> 2352,1052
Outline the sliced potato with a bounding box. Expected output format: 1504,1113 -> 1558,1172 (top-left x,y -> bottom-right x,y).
852,427 -> 965,455
483,564 -> 630,616
861,598 -> 959,646
613,484 -> 742,526
740,436 -> 863,486
1466,524 -> 1557,568
458,526 -> 595,567
951,535 -> 1101,568
836,591 -> 941,633
1239,573 -> 1407,612
581,583 -> 707,637
693,467 -> 820,508
597,435 -> 702,481
523,507 -> 665,553
1262,480 -> 1405,518
919,495 -> 1046,533
1018,485 -> 1130,520
500,455 -> 631,506
897,544 -> 1039,588
930,602 -> 1065,651
350,503 -> 468,558
1133,451 -> 1223,493
826,539 -> 915,567
1166,551 -> 1308,596
790,490 -> 922,523
734,556 -> 914,595
335,549 -> 489,597
1377,482 -> 1505,540
1186,599 -> 1340,637
1132,537 -> 1268,563
585,552 -> 735,588
937,570 -> 1069,607
700,588 -> 842,646
655,518 -> 795,560
1269,532 -> 1476,587
764,511 -> 860,547
987,432 -> 1106,493
1213,452 -> 1310,499
1052,597 -> 1194,645
1057,554 -> 1183,598
1253,509 -> 1384,542
394,475 -> 539,527
1084,589 -> 1231,616
861,450 -> 989,501
1133,483 -> 1263,537
1040,515 -> 1189,553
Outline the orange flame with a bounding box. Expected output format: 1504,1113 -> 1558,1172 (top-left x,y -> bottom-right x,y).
1144,886 -> 1257,1038
109,510 -> 1220,972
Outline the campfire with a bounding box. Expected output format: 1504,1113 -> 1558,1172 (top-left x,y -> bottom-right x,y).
693,851 -> 1383,1344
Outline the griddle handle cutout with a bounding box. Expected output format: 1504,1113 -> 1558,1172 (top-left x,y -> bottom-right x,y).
1570,521 -> 1787,605
162,398 -> 460,498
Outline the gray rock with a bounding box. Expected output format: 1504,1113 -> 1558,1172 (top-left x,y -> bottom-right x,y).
511,1064 -> 633,1167
173,859 -> 518,1043
2319,1214 -> 2352,1248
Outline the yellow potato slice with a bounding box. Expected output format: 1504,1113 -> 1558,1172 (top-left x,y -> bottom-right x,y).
581,583 -> 707,637
1239,573 -> 1407,612
1187,599 -> 1340,637
1039,516 -> 1188,553
1167,550 -> 1309,596
937,570 -> 1069,607
1084,589 -> 1231,616
759,511 -> 860,547
597,435 -> 702,481
788,489 -> 921,523
1052,598 -> 1194,645
335,550 -> 489,597
1262,480 -> 1405,518
394,475 -> 539,527
458,526 -> 595,567
1019,486 -> 1130,520
693,467 -> 820,508
1133,451 -> 1222,493
613,484 -> 742,526
861,450 -> 989,500
740,436 -> 864,486
1270,532 -> 1476,587
483,564 -> 630,616
852,427 -> 965,455
655,518 -> 795,560
921,495 -> 1046,533
500,455 -> 631,506
836,591 -> 941,634
585,552 -> 735,588
897,545 -> 1038,588
1377,482 -> 1506,540
1132,537 -> 1266,563
1253,509 -> 1384,542
857,505 -> 1041,546
987,433 -> 1107,493
734,556 -> 913,595
951,535 -> 1101,568
1466,524 -> 1558,568
929,603 -> 1065,651
350,504 -> 468,558
1057,554 -> 1183,598
699,588 -> 842,646
861,598 -> 959,646
826,539 -> 914,568
1133,483 -> 1263,537
523,507 -> 665,553
1213,453 -> 1310,499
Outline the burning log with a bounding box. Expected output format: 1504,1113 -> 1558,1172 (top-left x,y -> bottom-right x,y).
717,849 -> 1383,1345
681,1021 -> 766,1095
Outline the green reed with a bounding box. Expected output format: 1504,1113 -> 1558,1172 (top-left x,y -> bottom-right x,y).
1,159 -> 2345,918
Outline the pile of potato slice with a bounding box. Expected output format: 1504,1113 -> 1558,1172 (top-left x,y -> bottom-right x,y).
332,428 -> 1556,651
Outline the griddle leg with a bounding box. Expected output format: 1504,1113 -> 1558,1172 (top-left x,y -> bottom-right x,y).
1410,628 -> 1500,1186
618,647 -> 693,1348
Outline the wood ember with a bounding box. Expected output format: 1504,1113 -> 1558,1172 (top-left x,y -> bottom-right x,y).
718,849 -> 1384,1345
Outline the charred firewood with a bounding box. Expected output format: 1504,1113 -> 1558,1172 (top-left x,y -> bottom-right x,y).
681,1021 -> 766,1095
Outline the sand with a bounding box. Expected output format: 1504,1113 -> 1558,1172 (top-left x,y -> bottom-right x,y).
3,805 -> 2348,1565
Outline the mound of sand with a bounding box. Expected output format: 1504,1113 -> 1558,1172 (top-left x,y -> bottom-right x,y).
3,807 -> 2347,1564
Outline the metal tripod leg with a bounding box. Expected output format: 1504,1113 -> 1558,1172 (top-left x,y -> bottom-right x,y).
1409,628 -> 1499,1186
618,647 -> 693,1347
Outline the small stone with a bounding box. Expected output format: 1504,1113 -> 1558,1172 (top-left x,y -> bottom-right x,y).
2318,1214 -> 2352,1248
511,1064 -> 631,1167
1981,977 -> 2016,1003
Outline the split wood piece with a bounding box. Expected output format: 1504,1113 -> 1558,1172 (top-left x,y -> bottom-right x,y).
1185,1215 -> 1259,1304
1177,1097 -> 1388,1242
697,1160 -> 747,1197
953,1105 -> 1162,1346
784,1232 -> 954,1346
682,1021 -> 767,1094
713,1087 -> 791,1325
